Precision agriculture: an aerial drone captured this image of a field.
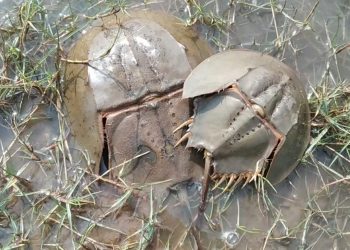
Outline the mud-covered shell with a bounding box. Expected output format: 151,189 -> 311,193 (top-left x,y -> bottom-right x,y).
64,11 -> 212,174
183,50 -> 310,185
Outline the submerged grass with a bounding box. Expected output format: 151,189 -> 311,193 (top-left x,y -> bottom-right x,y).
309,83 -> 350,148
0,1 -> 135,249
0,0 -> 349,249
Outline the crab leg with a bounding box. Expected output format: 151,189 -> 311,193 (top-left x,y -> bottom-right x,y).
230,174 -> 244,191
212,174 -> 227,190
174,132 -> 191,147
251,159 -> 265,182
242,172 -> 253,188
173,117 -> 193,133
199,150 -> 212,212
211,173 -> 219,180
223,173 -> 237,192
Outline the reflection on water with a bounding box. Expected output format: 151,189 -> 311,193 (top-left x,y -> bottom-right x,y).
0,0 -> 348,82
223,230 -> 240,248
0,0 -> 349,249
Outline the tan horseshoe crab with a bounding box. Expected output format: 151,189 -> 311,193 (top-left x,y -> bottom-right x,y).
64,11 -> 212,199
174,50 -> 310,211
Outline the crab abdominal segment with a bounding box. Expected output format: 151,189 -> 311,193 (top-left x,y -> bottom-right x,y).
226,83 -> 284,141
174,82 -> 284,191
178,51 -> 311,213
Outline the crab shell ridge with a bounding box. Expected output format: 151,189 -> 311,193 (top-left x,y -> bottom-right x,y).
183,50 -> 310,185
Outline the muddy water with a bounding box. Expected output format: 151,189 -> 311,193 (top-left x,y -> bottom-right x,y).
0,0 -> 349,249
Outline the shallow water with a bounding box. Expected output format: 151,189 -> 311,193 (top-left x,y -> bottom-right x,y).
1,0 -> 349,83
0,0 -> 349,249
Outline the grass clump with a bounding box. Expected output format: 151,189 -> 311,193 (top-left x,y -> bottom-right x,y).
309,82 -> 350,149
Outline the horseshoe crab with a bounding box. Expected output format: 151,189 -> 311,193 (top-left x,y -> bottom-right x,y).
174,50 -> 310,211
64,11 -> 212,192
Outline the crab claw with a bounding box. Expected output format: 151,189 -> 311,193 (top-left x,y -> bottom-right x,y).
174,132 -> 191,147
173,117 -> 193,133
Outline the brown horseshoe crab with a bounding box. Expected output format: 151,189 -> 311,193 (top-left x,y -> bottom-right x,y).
64,11 -> 212,196
174,50 -> 310,211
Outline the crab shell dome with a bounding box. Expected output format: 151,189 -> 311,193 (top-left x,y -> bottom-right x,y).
64,11 -> 212,174
183,50 -> 310,185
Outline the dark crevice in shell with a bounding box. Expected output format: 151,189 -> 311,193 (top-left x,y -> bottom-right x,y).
100,84 -> 184,115
264,138 -> 283,177
99,117 -> 109,175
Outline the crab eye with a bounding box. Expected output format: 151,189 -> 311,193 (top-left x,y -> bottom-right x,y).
251,104 -> 265,118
